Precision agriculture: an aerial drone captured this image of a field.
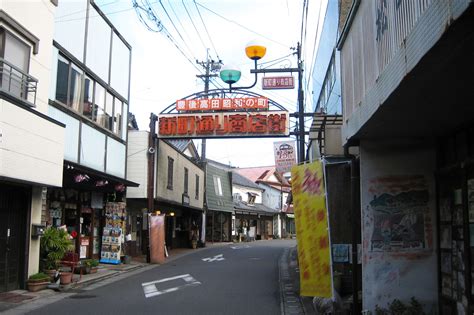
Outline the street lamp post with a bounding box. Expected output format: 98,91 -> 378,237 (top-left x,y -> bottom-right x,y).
219,42 -> 306,162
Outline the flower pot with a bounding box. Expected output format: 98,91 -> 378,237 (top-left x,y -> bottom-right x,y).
89,267 -> 98,274
60,272 -> 72,285
27,281 -> 49,292
44,269 -> 57,283
191,240 -> 197,249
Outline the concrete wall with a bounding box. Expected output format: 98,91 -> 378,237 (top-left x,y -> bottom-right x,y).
1,0 -> 61,278
126,131 -> 148,199
156,140 -> 204,210
360,140 -> 437,312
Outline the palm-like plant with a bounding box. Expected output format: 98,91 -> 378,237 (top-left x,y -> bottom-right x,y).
40,227 -> 73,270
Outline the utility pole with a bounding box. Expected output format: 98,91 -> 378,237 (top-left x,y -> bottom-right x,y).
296,42 -> 305,163
196,49 -> 221,161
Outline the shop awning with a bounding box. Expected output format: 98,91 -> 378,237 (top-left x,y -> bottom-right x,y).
63,161 -> 139,191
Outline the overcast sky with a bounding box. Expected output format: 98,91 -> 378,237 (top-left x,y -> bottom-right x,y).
95,0 -> 327,167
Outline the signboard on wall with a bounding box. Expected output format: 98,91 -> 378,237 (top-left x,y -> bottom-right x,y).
176,97 -> 268,111
157,111 -> 289,138
273,140 -> 296,173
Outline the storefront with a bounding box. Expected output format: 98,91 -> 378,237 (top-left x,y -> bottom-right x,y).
437,128 -> 474,313
206,210 -> 232,243
46,163 -> 137,262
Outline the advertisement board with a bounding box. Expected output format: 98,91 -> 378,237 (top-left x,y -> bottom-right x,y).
273,141 -> 296,173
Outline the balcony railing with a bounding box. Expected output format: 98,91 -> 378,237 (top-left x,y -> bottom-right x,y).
0,57 -> 38,106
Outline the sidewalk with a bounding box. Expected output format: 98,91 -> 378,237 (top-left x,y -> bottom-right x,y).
0,242 -> 232,314
279,245 -> 316,315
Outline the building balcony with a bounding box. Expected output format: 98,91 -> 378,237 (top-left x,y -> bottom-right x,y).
0,57 -> 37,106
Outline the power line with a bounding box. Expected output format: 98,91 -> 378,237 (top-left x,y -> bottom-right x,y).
182,0 -> 208,54
55,6 -> 135,23
196,2 -> 289,48
157,0 -> 195,59
193,0 -> 220,61
54,0 -> 120,20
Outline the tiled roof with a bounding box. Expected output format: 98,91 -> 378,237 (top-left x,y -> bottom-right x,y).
232,171 -> 262,190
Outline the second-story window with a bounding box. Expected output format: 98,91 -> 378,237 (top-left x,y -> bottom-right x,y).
184,168 -> 189,194
167,157 -> 174,190
195,175 -> 199,200
0,28 -> 33,103
55,55 -> 83,112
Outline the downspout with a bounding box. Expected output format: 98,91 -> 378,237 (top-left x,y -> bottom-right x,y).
344,142 -> 360,314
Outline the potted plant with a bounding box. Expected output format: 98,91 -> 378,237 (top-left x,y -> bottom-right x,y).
27,272 -> 50,292
84,259 -> 99,274
40,227 -> 73,281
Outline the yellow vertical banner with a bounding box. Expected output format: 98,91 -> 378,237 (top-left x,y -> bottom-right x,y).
291,160 -> 332,297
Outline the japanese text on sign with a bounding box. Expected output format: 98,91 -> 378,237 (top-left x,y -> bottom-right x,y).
175,97 -> 268,111
262,76 -> 295,90
158,111 -> 289,138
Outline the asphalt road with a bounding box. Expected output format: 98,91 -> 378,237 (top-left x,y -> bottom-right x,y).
29,240 -> 297,315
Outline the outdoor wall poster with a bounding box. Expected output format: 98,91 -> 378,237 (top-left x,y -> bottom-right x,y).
332,244 -> 350,263
291,161 -> 332,298
367,175 -> 430,252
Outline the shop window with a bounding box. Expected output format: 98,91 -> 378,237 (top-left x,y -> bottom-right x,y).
167,157 -> 174,190
55,54 -> 69,105
195,175 -> 199,199
213,175 -> 223,196
184,167 -> 189,194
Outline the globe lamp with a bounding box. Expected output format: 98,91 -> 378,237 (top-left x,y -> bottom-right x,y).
219,64 -> 241,84
245,41 -> 266,60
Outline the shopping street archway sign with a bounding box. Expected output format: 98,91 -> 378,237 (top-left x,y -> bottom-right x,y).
157,90 -> 290,139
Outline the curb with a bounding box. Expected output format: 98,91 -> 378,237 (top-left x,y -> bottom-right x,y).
279,246 -> 305,315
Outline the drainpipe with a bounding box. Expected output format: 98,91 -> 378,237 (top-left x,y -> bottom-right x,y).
344,142 -> 360,314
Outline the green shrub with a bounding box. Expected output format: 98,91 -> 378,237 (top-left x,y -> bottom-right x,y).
40,227 -> 73,270
28,272 -> 49,281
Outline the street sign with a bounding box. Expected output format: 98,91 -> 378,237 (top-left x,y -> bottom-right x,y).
157,111 -> 289,138
262,76 -> 295,90
176,97 -> 268,111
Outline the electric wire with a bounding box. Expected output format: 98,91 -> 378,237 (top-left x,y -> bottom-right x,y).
195,2 -> 289,48
55,6 -> 135,22
54,0 -> 120,20
157,0 -> 195,59
182,0 -> 208,54
193,0 -> 221,61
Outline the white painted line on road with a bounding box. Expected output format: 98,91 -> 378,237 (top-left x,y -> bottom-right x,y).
230,245 -> 251,249
202,254 -> 225,262
141,274 -> 201,298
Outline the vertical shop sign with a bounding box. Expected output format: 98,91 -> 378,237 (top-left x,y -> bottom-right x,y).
291,161 -> 332,297
100,202 -> 126,264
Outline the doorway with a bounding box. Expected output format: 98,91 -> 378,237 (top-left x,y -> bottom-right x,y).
0,183 -> 29,292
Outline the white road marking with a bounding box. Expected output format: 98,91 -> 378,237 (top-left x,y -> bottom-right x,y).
202,254 -> 225,262
141,274 -> 201,298
230,245 -> 251,249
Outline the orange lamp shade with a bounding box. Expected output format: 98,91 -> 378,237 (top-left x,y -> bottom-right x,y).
245,44 -> 266,60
